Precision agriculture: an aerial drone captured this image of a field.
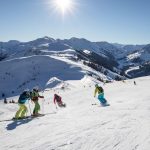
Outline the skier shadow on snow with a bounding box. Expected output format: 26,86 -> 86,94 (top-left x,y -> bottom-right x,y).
6,118 -> 33,130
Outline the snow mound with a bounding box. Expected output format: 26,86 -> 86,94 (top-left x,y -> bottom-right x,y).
46,77 -> 63,88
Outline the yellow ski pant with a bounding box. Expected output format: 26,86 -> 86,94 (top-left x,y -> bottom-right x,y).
15,104 -> 27,119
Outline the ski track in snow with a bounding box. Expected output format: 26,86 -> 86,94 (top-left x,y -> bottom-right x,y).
0,76 -> 150,150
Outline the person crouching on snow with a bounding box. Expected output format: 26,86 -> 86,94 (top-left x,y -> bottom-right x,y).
14,89 -> 30,119
54,94 -> 66,108
94,84 -> 108,106
30,86 -> 44,116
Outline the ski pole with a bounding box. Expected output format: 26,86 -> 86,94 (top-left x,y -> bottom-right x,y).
55,103 -> 58,110
25,109 -> 28,117
28,100 -> 32,116
41,91 -> 45,114
42,97 -> 45,114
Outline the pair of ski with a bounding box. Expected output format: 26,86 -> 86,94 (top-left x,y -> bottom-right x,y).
0,112 -> 57,122
92,103 -> 110,107
0,114 -> 45,122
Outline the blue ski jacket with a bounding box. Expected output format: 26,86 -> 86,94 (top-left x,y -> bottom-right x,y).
18,92 -> 30,104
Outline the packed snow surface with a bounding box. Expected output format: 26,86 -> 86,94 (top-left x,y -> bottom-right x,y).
0,76 -> 150,150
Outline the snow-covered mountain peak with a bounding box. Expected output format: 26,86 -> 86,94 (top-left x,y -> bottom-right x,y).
7,40 -> 20,45
0,36 -> 149,82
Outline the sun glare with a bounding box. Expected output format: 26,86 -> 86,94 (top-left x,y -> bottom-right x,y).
55,0 -> 71,13
50,0 -> 76,16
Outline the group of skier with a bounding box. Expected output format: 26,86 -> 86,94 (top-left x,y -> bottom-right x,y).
14,86 -> 65,120
14,86 -> 44,119
14,84 -> 107,120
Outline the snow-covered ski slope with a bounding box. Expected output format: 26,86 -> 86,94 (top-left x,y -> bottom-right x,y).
0,55 -> 84,93
0,52 -> 111,99
0,76 -> 150,150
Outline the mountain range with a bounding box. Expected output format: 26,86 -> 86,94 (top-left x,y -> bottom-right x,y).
0,36 -> 149,98
0,36 -> 149,76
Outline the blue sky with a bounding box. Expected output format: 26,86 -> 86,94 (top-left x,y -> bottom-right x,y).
0,0 -> 150,44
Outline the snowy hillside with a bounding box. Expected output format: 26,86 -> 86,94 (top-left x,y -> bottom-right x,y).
0,37 -> 146,61
0,36 -> 149,79
127,44 -> 150,63
0,76 -> 150,150
0,55 -> 84,98
112,43 -> 145,53
123,44 -> 150,77
94,41 -> 123,58
0,52 -> 117,99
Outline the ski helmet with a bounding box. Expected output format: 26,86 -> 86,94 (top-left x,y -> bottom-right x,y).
23,88 -> 30,95
33,86 -> 39,91
24,88 -> 30,92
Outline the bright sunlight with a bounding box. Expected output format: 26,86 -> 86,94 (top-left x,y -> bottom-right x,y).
50,0 -> 76,16
55,0 -> 71,13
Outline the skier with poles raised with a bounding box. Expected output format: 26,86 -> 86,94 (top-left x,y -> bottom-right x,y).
14,89 -> 31,119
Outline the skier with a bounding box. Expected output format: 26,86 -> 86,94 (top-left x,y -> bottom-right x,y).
12,99 -> 15,103
134,81 -> 136,85
30,86 -> 44,116
14,89 -> 31,119
53,94 -> 66,108
94,84 -> 108,106
4,98 -> 8,104
9,100 -> 15,103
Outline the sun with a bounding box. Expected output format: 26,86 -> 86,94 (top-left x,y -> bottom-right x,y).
50,0 -> 76,16
55,0 -> 72,13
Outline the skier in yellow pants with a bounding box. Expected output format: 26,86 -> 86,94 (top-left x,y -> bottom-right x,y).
14,89 -> 31,119
15,104 -> 28,119
30,86 -> 44,116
